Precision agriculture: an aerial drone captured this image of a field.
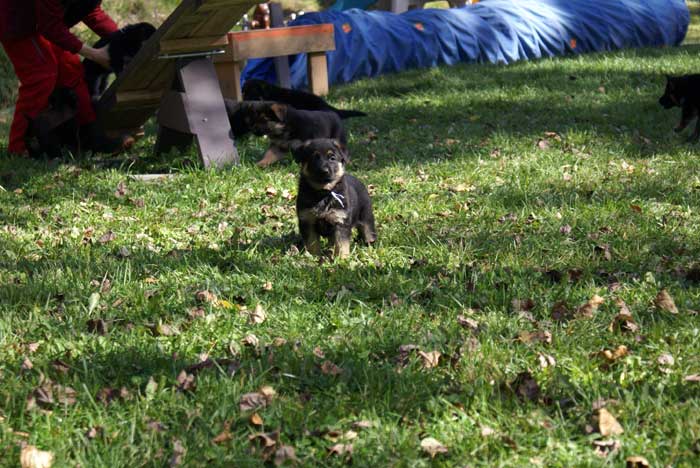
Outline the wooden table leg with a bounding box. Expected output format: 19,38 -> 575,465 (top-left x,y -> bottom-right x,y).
307,51 -> 329,96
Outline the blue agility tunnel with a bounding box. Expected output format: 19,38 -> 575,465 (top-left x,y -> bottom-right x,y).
241,0 -> 689,89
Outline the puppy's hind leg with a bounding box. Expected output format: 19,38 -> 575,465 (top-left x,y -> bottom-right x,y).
675,104 -> 697,133
358,208 -> 377,245
257,144 -> 286,167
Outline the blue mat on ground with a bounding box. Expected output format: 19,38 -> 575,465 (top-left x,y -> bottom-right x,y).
241,0 -> 689,89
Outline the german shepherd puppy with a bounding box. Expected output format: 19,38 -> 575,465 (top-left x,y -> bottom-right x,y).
224,100 -> 348,167
659,74 -> 700,141
24,88 -> 80,159
83,22 -> 156,101
292,139 -> 376,258
242,79 -> 367,119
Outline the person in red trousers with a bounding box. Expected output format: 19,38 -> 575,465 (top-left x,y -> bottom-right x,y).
0,0 -> 128,156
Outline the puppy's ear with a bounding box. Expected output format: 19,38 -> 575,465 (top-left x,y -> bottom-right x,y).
331,139 -> 349,163
269,103 -> 287,122
291,140 -> 311,163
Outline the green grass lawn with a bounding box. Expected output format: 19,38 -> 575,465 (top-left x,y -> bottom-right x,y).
4,30 -> 700,468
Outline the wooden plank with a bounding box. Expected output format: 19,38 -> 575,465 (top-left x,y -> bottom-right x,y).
115,90 -> 164,106
229,25 -> 335,60
215,61 -> 243,100
160,35 -> 229,55
97,0 -> 258,131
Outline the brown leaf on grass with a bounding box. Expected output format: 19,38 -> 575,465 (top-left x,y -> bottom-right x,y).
239,386 -> 276,411
480,426 -> 496,437
250,413 -> 264,426
96,387 -> 130,405
27,342 -> 40,354
187,307 -> 206,320
593,439 -> 621,458
274,445 -> 297,466
595,408 -> 624,436
457,315 -> 479,332
626,456 -> 650,468
609,299 -> 639,333
512,298 -> 535,313
418,350 -> 441,369
328,443 -> 353,457
150,322 -> 179,337
20,445 -> 54,468
551,301 -> 572,322
656,353 -> 676,367
517,330 -> 552,345
98,231 -> 116,244
245,304 -> 267,324
396,344 -> 420,367
577,294 -> 605,318
212,422 -> 232,444
594,244 -> 612,261
654,289 -> 678,314
511,372 -> 540,402
538,353 -> 556,369
351,420 -> 374,430
249,430 -> 280,459
313,346 -> 325,359
242,334 -> 260,348
170,439 -> 186,467
320,361 -> 343,376
114,181 -> 128,198
176,370 -> 196,392
145,419 -> 166,432
595,345 -> 629,364
21,357 -> 33,371
420,437 -> 448,458
685,374 -> 700,382
85,426 -> 103,440
195,290 -> 217,304
536,138 -> 550,150
262,281 -> 273,291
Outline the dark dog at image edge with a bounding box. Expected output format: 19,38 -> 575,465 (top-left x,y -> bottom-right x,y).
24,87 -> 80,159
242,79 -> 367,119
224,100 -> 348,167
659,74 -> 700,141
292,139 -> 376,258
83,22 -> 156,101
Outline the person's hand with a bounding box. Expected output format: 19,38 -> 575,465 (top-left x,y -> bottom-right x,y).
79,45 -> 111,70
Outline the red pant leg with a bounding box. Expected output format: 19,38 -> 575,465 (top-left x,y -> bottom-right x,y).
51,43 -> 95,126
1,35 -> 58,154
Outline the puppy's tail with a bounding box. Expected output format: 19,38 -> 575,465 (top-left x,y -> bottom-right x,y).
335,109 -> 368,119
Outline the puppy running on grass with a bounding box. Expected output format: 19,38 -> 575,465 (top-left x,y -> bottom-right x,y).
659,74 -> 700,142
292,139 -> 376,258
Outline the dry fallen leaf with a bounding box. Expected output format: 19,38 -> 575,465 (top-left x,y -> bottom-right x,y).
577,294 -> 605,318
250,413 -> 264,426
593,439 -> 621,457
170,439 -> 186,467
243,304 -> 267,324
320,361 -> 343,376
242,334 -> 260,348
512,298 -> 535,313
176,370 -> 196,392
538,353 -> 556,369
420,437 -> 448,458
457,315 -> 479,332
418,350 -> 441,369
626,455 -> 650,468
609,299 -> 639,333
655,289 -> 678,314
328,443 -> 353,457
517,330 -> 552,345
212,422 -> 232,444
239,386 -> 276,411
274,445 -> 297,466
351,420 -> 373,430
596,345 -> 629,364
480,426 -> 496,437
20,445 -> 54,468
195,290 -> 217,304
684,374 -> 700,382
657,353 -> 674,367
596,408 -> 624,436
